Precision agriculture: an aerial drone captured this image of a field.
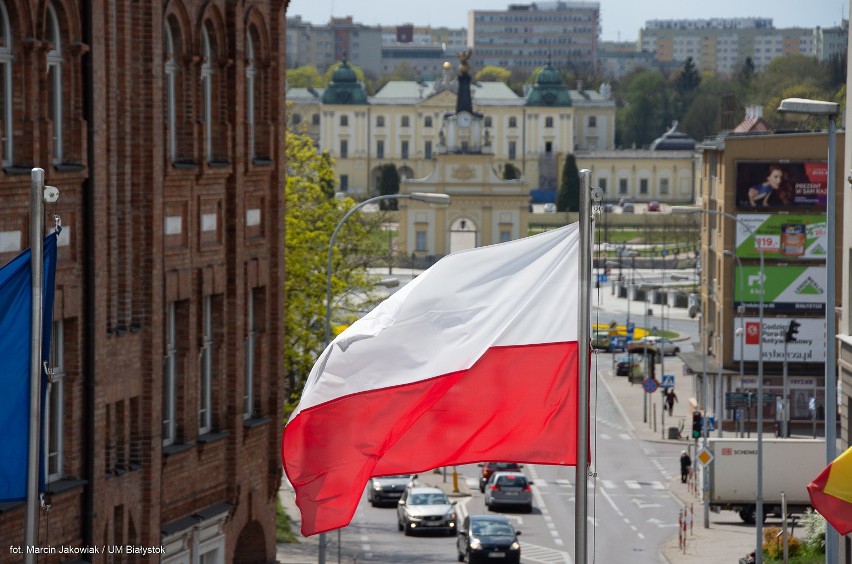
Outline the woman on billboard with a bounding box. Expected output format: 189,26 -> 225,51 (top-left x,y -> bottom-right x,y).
747,164 -> 792,207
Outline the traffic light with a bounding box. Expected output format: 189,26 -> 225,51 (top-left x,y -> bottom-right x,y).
692,411 -> 703,439
784,320 -> 801,343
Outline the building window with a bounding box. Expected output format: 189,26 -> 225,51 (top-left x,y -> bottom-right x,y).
545,117 -> 554,128
164,23 -> 178,163
424,116 -> 433,127
588,115 -> 597,127
425,140 -> 432,159
619,178 -> 628,194
246,32 -> 257,160
340,114 -> 348,126
201,24 -> 215,162
545,141 -> 552,153
46,3 -> 64,164
199,296 -> 213,435
508,117 -> 517,128
599,178 -> 607,193
312,113 -> 320,125
0,0 -> 11,166
340,174 -> 348,191
46,320 -> 65,481
339,139 -> 348,159
244,291 -> 255,419
401,116 -> 410,127
415,231 -> 427,251
376,139 -> 384,159
660,178 -> 669,194
640,178 -> 648,194
484,117 -> 492,127
508,141 -> 516,160
401,140 -> 409,160
500,230 -> 511,243
163,302 -> 177,445
376,115 -> 385,127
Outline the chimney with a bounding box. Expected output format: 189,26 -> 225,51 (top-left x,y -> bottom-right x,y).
745,105 -> 763,120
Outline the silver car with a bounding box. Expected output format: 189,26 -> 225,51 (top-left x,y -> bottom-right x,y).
397,486 -> 458,536
483,471 -> 533,513
367,474 -> 415,507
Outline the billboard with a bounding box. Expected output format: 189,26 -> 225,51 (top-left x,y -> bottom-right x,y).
733,265 -> 826,313
735,213 -> 827,260
734,317 -> 825,363
735,161 -> 827,210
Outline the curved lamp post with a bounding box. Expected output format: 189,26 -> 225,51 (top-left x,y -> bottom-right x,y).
672,206 -> 765,548
777,97 -> 839,563
320,191 -> 449,564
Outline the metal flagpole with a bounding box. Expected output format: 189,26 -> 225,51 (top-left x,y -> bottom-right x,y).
575,169 -> 593,564
24,168 -> 46,561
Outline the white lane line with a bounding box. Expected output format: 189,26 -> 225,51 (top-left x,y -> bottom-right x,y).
598,374 -> 635,431
600,486 -> 624,517
625,480 -> 641,489
601,479 -> 617,489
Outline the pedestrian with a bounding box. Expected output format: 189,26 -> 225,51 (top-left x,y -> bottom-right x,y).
680,450 -> 692,483
665,388 -> 678,416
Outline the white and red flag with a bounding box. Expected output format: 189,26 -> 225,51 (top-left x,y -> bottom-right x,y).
282,223 -> 583,536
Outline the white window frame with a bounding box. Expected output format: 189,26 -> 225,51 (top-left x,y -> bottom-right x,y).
244,291 -> 255,419
246,32 -> 256,160
46,3 -> 63,164
201,25 -> 213,162
164,23 -> 178,162
163,302 -> 176,446
199,535 -> 225,564
0,1 -> 12,166
45,320 -> 64,482
199,296 -> 212,434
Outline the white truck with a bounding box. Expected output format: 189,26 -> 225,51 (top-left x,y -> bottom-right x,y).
705,437 -> 825,524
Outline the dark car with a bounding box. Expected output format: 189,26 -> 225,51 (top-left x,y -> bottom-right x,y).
483,471 -> 533,513
478,462 -> 522,493
457,514 -> 521,563
616,354 -> 642,377
367,474 -> 415,506
647,201 -> 661,212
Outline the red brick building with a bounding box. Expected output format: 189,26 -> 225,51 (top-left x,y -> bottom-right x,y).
0,1 -> 289,562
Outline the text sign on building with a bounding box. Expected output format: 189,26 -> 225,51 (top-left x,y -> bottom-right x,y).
735,317 -> 826,363
734,161 -> 827,210
735,213 -> 827,260
733,265 -> 825,313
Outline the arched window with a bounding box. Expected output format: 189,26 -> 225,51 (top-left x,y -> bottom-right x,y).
246,31 -> 256,159
0,1 -> 11,166
508,116 -> 517,128
164,23 -> 178,162
46,3 -> 63,164
376,115 -> 384,127
201,25 -> 213,162
424,116 -> 432,127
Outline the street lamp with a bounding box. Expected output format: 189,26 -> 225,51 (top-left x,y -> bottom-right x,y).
723,250 -> 746,438
672,206 -> 765,544
777,97 -> 840,562
321,191 -> 449,564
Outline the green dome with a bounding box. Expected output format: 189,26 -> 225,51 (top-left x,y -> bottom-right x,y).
525,63 -> 572,107
321,60 -> 368,105
330,60 -> 358,84
535,64 -> 563,86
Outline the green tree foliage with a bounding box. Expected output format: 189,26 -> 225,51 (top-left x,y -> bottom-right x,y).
673,57 -> 701,117
378,163 -> 401,210
389,61 -> 416,81
502,163 -> 518,180
284,131 -> 384,409
556,154 -> 580,212
475,65 -> 512,84
616,70 -> 671,148
287,65 -> 326,88
736,57 -> 756,85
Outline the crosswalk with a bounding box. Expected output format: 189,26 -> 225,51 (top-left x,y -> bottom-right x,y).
529,478 -> 668,491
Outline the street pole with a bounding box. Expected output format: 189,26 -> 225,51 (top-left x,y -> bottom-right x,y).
782,338 -> 788,438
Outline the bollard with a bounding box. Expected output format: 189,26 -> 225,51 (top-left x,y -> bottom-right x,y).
452,467 -> 459,493
682,506 -> 688,552
653,403 -> 657,433
690,503 -> 694,535
678,509 -> 683,549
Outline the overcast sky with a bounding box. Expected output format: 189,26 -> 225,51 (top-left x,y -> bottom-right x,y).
288,0 -> 847,42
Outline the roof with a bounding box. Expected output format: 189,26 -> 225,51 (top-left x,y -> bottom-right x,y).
371,80 -> 522,105
287,87 -> 324,104
649,121 -> 697,151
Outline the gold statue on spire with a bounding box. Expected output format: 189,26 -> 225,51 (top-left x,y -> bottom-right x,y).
457,49 -> 472,74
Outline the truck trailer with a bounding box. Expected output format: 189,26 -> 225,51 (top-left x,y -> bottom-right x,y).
705,437 -> 825,524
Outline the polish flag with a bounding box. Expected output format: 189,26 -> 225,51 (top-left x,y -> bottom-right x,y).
282,223 -> 582,536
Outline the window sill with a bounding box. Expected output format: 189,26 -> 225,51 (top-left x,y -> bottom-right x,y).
197,430 -> 229,445
4,165 -> 34,176
54,163 -> 86,173
243,416 -> 271,429
252,157 -> 273,166
163,442 -> 194,457
171,160 -> 198,170
47,477 -> 88,495
208,159 -> 230,168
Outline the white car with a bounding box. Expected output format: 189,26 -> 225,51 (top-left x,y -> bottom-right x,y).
396,486 -> 457,536
633,336 -> 680,356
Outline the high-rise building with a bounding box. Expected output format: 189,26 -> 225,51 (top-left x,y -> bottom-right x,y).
0,2 -> 288,562
468,2 -> 601,75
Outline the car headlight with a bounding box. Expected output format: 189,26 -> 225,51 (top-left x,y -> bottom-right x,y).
373,483 -> 382,490
470,539 -> 482,550
510,541 -> 520,551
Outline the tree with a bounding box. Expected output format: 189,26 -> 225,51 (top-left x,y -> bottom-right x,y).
673,57 -> 701,118
284,131 -> 384,409
556,154 -> 580,212
475,65 -> 512,84
736,57 -> 756,85
502,163 -> 518,180
378,163 -> 401,210
616,70 -> 671,148
287,65 -> 326,88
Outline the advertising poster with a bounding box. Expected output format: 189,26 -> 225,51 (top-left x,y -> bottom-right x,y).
735,213 -> 827,260
735,161 -> 827,210
733,265 -> 826,313
734,317 -> 825,363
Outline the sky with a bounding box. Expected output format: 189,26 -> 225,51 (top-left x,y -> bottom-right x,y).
288,0 -> 847,42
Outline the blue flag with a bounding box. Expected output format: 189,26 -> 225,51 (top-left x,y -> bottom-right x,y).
0,233 -> 58,502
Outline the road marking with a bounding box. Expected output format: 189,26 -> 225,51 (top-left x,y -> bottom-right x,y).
600,433 -> 611,440
625,480 -> 641,489
597,374 -> 635,431
535,478 -> 549,487
465,477 -> 478,488
520,542 -> 573,564
619,433 -> 632,441
600,487 -> 623,517
647,518 -> 679,528
556,479 -> 573,488
631,498 -> 662,509
601,479 -> 617,489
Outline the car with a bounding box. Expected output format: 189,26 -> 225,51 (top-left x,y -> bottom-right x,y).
483,471 -> 533,513
621,202 -> 635,213
647,201 -> 660,212
591,330 -> 611,350
630,336 -> 680,356
616,354 -> 642,376
456,514 -> 521,563
478,462 -> 523,493
396,486 -> 458,536
367,474 -> 415,506
603,203 -> 614,213
543,203 -> 557,213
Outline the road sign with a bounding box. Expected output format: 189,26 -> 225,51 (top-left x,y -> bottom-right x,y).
642,378 -> 658,394
597,273 -> 608,283
661,375 -> 675,388
696,448 -> 714,466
